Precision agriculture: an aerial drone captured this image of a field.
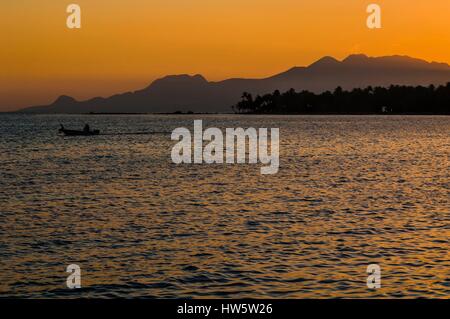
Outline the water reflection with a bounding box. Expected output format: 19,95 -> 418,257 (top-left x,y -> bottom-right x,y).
0,114 -> 449,298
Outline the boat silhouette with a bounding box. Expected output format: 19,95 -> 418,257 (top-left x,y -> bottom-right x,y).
59,124 -> 100,136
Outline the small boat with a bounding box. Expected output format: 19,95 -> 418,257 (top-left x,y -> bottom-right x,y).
59,125 -> 100,136
59,129 -> 100,136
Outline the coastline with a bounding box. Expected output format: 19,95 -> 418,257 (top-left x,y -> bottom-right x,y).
2,111 -> 450,115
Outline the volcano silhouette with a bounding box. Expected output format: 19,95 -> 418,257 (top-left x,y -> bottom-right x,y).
21,54 -> 450,113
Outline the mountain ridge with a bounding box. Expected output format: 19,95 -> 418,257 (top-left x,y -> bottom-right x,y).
20,54 -> 450,113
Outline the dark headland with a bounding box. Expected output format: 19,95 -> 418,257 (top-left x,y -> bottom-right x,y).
18,54 -> 450,114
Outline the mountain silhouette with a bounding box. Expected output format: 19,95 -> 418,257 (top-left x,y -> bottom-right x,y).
20,54 -> 450,113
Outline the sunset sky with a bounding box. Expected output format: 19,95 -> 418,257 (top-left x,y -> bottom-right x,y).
1,0 -> 449,111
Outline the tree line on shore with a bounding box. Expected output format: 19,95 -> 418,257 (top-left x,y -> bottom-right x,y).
232,83 -> 450,114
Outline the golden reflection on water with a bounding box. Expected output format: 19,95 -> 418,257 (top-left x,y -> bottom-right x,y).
0,115 -> 449,298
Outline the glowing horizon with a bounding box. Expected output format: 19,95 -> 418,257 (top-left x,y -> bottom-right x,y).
1,0 -> 449,111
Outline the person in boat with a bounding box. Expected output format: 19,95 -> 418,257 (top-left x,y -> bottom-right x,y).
60,124 -> 64,131
83,124 -> 90,133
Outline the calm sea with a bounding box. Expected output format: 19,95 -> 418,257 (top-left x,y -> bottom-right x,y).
0,114 -> 449,298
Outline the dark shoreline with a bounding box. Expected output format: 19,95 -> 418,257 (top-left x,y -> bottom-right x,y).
2,112 -> 450,116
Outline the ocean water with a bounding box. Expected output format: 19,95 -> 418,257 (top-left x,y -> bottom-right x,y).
0,114 -> 449,298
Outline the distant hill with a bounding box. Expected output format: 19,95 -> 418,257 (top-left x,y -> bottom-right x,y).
20,54 -> 450,113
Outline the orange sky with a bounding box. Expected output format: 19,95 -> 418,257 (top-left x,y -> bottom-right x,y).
1,0 -> 449,111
